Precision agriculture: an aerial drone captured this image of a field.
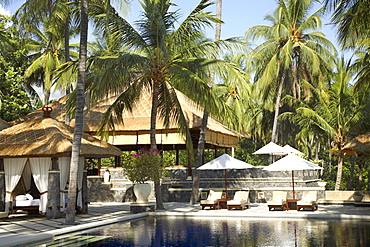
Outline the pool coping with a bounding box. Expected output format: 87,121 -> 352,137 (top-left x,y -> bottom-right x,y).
3,203 -> 370,247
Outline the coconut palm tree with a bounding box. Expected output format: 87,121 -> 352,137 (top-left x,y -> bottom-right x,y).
244,0 -> 336,144
282,57 -> 365,190
65,0 -> 88,225
85,0 -> 245,209
324,0 -> 370,46
324,0 -> 370,105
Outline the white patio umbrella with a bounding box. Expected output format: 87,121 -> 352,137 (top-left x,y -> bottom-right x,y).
252,142 -> 286,155
282,144 -> 304,155
197,154 -> 253,199
263,154 -> 323,200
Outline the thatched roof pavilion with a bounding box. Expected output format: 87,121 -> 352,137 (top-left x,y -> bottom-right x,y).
0,115 -> 122,158
12,90 -> 240,152
342,132 -> 370,156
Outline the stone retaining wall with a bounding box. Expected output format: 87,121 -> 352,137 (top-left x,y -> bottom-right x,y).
87,167 -> 324,203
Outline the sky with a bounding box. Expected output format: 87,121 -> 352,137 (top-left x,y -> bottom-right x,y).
1,0 -> 339,45
0,0 -> 340,99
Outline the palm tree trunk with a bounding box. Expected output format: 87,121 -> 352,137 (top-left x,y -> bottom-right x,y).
190,111 -> 208,204
64,0 -> 71,125
65,0 -> 88,225
334,137 -> 343,191
150,79 -> 165,210
271,71 -> 285,144
190,0 -> 222,204
357,161 -> 364,191
348,156 -> 355,190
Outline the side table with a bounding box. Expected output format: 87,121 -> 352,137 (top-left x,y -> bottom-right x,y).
217,199 -> 228,209
286,199 -> 298,210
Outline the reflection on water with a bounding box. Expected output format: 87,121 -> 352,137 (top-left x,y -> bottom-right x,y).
85,216 -> 370,246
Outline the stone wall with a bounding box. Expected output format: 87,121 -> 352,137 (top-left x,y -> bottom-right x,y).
88,166 -> 324,203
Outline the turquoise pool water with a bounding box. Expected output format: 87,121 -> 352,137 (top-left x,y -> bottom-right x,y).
51,216 -> 370,246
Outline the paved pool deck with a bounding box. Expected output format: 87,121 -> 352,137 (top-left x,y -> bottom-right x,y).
1,202 -> 370,246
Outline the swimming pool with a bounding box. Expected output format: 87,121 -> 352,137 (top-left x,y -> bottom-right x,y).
48,216 -> 370,246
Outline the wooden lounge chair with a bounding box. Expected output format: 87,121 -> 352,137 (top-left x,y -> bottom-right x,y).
297,191 -> 318,211
267,191 -> 287,211
200,190 -> 223,210
227,191 -> 250,210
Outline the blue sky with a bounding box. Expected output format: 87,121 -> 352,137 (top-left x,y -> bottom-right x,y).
1,0 -> 338,46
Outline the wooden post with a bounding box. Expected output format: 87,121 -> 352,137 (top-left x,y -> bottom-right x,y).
82,170 -> 88,214
97,158 -> 101,176
0,159 -> 4,211
175,148 -> 179,166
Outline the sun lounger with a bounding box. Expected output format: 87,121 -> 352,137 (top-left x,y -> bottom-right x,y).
267,191 -> 287,211
200,190 -> 223,210
297,191 -> 318,211
227,191 -> 250,210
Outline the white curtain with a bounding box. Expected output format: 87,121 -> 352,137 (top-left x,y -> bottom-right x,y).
58,157 -> 70,212
77,157 -> 84,208
4,158 -> 27,213
29,158 -> 51,213
21,161 -> 32,193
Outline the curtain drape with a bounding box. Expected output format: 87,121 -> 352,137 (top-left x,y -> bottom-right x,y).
77,157 -> 84,208
21,162 -> 32,193
4,158 -> 27,213
58,157 -> 70,212
29,158 -> 51,213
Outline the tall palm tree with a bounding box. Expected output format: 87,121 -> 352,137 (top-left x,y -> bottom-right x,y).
324,0 -> 370,46
324,0 -> 370,108
65,0 -> 88,225
13,0 -> 73,104
191,0 -> 222,205
245,0 -> 336,144
85,0 -> 244,209
283,57 -> 365,190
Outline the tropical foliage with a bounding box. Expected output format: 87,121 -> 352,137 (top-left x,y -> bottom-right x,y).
2,0 -> 370,199
123,148 -> 165,184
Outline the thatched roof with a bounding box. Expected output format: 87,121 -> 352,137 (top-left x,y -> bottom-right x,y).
0,118 -> 10,131
0,116 -> 122,158
13,90 -> 240,149
342,132 -> 370,155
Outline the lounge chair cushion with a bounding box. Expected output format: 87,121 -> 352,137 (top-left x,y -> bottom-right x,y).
227,191 -> 250,210
267,191 -> 287,211
297,191 -> 317,205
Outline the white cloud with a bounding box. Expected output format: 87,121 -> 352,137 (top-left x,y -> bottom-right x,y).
0,5 -> 11,16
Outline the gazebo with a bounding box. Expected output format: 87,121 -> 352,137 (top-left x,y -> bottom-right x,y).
13,90 -> 240,175
342,132 -> 370,156
0,109 -> 121,218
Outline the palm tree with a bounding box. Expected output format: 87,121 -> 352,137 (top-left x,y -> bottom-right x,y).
85,0 -> 244,209
13,0 -> 73,104
324,0 -> 370,106
283,57 -> 365,190
191,0 -> 222,205
245,0 -> 336,144
324,0 -> 370,46
65,0 -> 88,225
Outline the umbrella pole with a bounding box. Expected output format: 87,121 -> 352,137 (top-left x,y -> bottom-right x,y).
224,169 -> 228,199
292,170 -> 295,200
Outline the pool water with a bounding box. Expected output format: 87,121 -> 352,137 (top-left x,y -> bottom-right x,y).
49,216 -> 370,246
86,216 -> 370,246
